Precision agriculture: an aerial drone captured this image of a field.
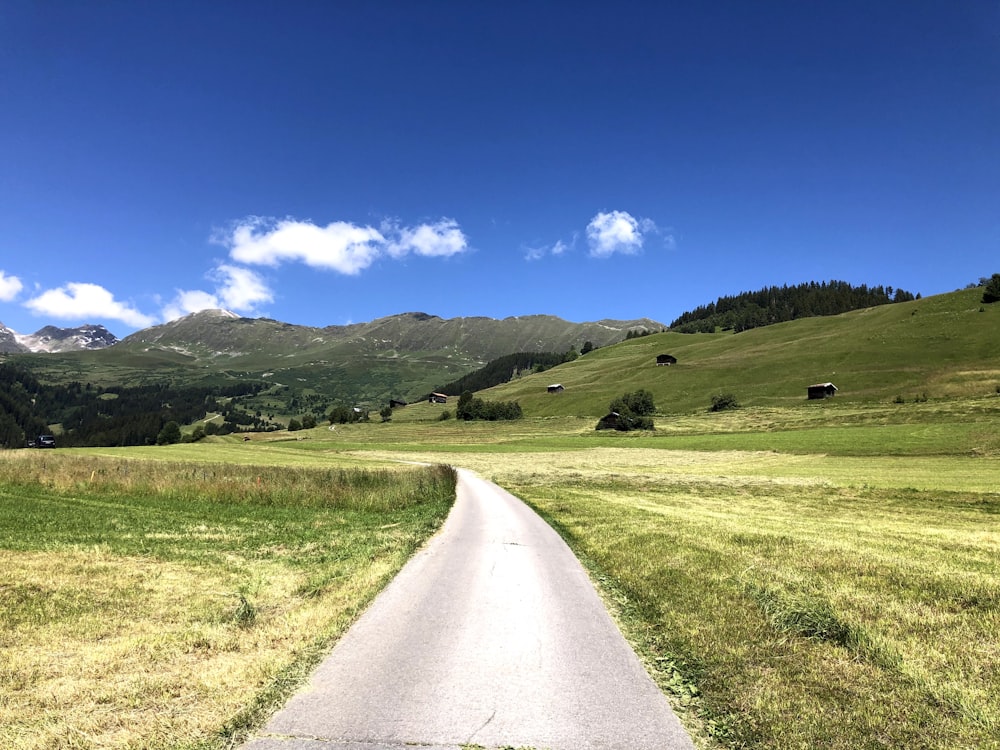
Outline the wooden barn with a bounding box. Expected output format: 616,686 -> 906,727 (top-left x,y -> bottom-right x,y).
429,393 -> 448,404
389,398 -> 408,408
807,382 -> 838,400
656,354 -> 678,366
547,384 -> 565,394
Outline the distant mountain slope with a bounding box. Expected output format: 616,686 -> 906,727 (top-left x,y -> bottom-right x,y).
0,322 -> 118,353
10,310 -> 663,407
17,324 -> 119,352
117,310 -> 662,364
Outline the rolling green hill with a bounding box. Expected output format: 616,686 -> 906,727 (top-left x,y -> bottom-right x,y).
478,288 -> 1000,417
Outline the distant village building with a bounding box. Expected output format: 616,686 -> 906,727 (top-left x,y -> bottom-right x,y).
389,398 -> 408,408
429,393 -> 448,404
807,382 -> 838,400
547,384 -> 565,394
656,354 -> 678,366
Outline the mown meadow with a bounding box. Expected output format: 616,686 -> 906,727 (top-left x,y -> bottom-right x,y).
0,453 -> 455,749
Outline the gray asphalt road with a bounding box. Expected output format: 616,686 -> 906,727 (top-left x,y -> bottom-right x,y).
241,469 -> 694,750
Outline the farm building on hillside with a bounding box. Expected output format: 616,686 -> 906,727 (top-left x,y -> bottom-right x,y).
429,393 -> 448,404
389,398 -> 408,408
547,384 -> 565,394
807,382 -> 838,400
656,354 -> 678,366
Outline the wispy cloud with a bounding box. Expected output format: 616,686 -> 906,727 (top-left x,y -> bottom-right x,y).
586,210 -> 659,258
0,271 -> 23,302
161,290 -> 220,322
218,216 -> 469,275
526,211 -> 672,262
524,237 -> 572,261
161,264 -> 273,321
24,282 -> 156,328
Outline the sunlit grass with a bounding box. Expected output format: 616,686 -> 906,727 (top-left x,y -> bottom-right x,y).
0,453 -> 455,750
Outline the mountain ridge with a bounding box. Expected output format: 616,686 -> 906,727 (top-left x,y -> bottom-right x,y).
0,322 -> 119,354
5,309 -> 664,406
116,309 -> 664,364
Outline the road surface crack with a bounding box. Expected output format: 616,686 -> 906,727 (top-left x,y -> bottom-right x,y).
466,708 -> 497,743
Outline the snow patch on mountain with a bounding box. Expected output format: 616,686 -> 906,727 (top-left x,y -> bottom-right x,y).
0,322 -> 119,353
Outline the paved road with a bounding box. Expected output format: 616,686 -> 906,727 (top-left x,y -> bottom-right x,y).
241,469 -> 694,750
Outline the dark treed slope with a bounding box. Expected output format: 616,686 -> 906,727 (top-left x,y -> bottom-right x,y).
670,280 -> 918,333
0,363 -> 268,449
434,351 -> 573,396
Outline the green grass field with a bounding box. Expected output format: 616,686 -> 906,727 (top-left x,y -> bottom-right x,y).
2,288 -> 998,749
0,453 -> 455,749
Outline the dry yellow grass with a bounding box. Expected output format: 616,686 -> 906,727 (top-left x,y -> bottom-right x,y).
0,454 -> 455,750
0,548 -> 400,749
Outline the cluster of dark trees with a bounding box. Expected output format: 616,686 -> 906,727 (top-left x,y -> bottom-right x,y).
327,405 -> 369,424
0,366 -> 50,449
670,281 -> 919,334
0,363 -> 270,449
434,351 -> 576,396
981,274 -> 1000,304
288,414 -> 319,431
596,389 -> 656,431
624,328 -> 664,340
456,391 -> 522,421
709,393 -> 740,412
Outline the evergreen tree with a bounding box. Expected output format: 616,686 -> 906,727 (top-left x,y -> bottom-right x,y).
982,274 -> 1000,304
156,421 -> 182,445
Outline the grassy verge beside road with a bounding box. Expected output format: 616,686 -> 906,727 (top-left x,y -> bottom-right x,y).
0,452 -> 455,750
392,446 -> 997,749
519,472 -> 997,748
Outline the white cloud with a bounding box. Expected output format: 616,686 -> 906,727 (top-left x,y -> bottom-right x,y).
226,217 -> 384,274
386,219 -> 468,258
24,282 -> 156,328
0,271 -> 23,301
161,264 -> 274,322
586,210 -> 658,258
161,290 -> 221,322
213,264 -> 273,311
219,215 -> 469,274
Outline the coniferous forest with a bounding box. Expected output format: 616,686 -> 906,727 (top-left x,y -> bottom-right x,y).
0,363 -> 268,449
669,280 -> 918,333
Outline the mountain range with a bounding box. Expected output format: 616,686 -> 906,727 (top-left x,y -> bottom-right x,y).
2,310 -> 664,406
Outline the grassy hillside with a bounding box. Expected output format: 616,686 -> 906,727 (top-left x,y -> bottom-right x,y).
481,288 -> 1000,416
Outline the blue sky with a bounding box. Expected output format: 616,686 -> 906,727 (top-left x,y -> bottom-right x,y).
1,1 -> 998,337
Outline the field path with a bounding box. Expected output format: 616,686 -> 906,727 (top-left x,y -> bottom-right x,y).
241,469 -> 694,750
